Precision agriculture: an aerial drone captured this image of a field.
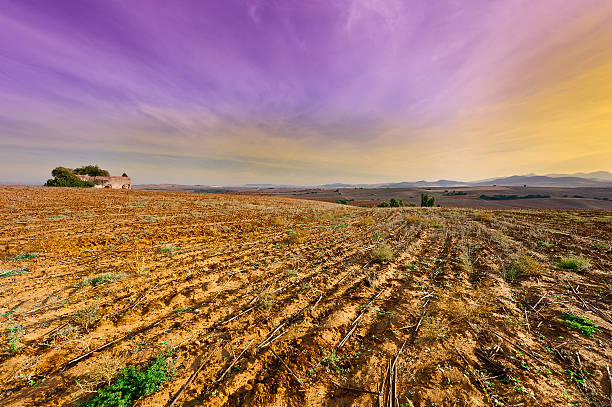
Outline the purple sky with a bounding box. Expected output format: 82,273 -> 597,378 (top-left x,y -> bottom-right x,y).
1,0 -> 612,185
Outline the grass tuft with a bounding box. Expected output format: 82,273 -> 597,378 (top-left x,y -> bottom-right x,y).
558,256 -> 590,272
75,273 -> 126,288
504,255 -> 541,282
371,243 -> 394,262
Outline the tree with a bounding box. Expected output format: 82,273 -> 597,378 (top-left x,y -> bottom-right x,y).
389,198 -> 401,207
420,193 -> 435,207
73,165 -> 110,177
45,167 -> 94,187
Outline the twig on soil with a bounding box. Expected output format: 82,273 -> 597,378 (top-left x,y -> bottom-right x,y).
490,331 -> 546,366
331,379 -> 380,396
606,364 -> 612,406
270,347 -> 303,387
215,340 -> 253,384
220,306 -> 254,325
454,347 -> 491,404
168,340 -> 222,407
122,283 -> 159,313
566,282 -> 612,324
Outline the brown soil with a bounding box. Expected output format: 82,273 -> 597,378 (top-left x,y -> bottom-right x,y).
0,186 -> 610,406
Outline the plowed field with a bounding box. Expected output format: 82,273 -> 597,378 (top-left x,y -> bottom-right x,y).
0,187 -> 610,406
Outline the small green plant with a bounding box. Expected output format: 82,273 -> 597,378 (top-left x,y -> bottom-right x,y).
4,320 -> 24,352
420,193 -> 435,207
75,273 -> 125,288
537,241 -> 554,248
321,351 -> 348,374
83,355 -> 174,407
562,312 -> 599,337
0,267 -> 28,278
371,243 -> 394,262
7,253 -> 39,261
558,256 -> 590,272
504,255 -> 541,281
158,245 -> 177,256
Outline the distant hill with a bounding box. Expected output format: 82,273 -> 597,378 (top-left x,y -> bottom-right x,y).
471,175 -> 612,187
544,171 -> 612,181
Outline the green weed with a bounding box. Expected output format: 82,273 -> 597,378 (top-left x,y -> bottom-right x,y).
562,312 -> 599,337
83,355 -> 174,407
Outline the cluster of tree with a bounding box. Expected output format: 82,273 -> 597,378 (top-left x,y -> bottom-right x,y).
73,165 -> 110,177
377,197 -> 403,207
335,199 -> 354,205
420,193 -> 436,207
442,190 -> 467,196
479,194 -> 550,200
44,165 -> 109,187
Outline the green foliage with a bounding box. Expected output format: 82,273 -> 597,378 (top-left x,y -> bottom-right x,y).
420,193 -> 435,207
558,256 -> 589,272
562,312 -> 599,337
45,167 -> 94,188
83,355 -> 174,407
51,166 -> 74,177
377,197 -> 403,207
389,198 -> 402,207
74,165 -> 110,177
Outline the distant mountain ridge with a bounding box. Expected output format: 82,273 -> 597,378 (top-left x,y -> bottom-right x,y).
134,171 -> 612,190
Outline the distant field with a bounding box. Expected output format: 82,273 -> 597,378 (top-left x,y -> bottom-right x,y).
0,186 -> 611,406
241,185 -> 612,210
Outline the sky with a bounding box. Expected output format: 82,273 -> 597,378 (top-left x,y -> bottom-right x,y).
1,0 -> 612,185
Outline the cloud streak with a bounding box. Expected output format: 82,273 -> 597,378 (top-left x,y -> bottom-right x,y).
1,0 -> 611,184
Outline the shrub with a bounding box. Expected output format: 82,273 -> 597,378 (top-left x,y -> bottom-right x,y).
377,202 -> 390,208
558,256 -> 590,272
505,255 -> 541,281
405,216 -> 424,224
420,193 -> 435,207
71,305 -> 100,331
371,243 -> 394,262
83,355 -> 174,407
45,167 -> 94,188
284,229 -> 306,244
360,216 -> 376,226
269,216 -> 285,226
473,211 -> 492,222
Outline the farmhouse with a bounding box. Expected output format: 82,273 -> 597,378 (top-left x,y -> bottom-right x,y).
75,173 -> 131,189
